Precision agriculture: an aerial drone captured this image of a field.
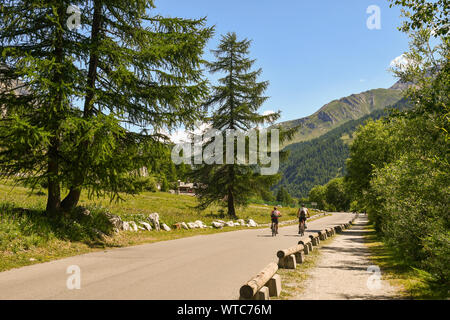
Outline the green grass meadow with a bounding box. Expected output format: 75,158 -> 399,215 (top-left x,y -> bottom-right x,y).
0,180 -> 306,271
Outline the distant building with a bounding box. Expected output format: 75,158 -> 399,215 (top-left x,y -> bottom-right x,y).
177,181 -> 201,195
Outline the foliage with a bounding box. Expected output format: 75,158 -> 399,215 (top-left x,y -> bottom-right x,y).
192,32 -> 294,217
346,0 -> 449,284
0,0 -> 213,214
276,186 -> 295,206
308,177 -> 351,212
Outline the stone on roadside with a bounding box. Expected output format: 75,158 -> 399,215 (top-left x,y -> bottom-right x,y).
162,223 -> 171,231
195,220 -> 207,228
122,221 -> 130,231
247,219 -> 258,227
105,212 -> 123,230
212,221 -> 224,229
139,221 -> 152,231
187,222 -> 198,229
181,222 -> 189,230
148,213 -> 161,231
225,221 -> 235,227
237,219 -> 245,226
129,221 -> 138,232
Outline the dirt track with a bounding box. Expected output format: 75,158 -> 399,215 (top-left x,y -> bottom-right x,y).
294,216 -> 400,300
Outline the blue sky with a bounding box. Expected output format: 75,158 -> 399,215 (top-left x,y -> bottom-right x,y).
154,0 -> 410,123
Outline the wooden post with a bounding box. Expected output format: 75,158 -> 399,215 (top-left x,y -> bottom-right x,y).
239,262 -> 278,299
278,255 -> 296,269
277,245 -> 304,259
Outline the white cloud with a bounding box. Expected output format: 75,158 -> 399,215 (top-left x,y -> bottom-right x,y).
263,110 -> 275,116
168,122 -> 212,144
390,54 -> 411,71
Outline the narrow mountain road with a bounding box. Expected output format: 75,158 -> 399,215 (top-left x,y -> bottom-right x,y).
0,212 -> 355,300
293,216 -> 400,300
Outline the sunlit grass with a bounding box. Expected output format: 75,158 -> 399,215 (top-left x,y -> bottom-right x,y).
364,224 -> 449,300
0,181 -> 315,272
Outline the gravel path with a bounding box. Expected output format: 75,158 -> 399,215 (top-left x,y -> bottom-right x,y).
294,216 -> 400,300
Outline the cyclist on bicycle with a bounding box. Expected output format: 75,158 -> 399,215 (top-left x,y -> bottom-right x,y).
298,205 -> 310,235
271,207 -> 282,235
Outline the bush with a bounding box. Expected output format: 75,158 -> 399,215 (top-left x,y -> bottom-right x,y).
371,150 -> 449,283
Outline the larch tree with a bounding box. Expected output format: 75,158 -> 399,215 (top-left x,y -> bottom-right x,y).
0,0 -> 213,215
192,32 -> 293,217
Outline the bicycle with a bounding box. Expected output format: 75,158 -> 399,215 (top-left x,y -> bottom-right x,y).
298,220 -> 305,236
271,221 -> 278,236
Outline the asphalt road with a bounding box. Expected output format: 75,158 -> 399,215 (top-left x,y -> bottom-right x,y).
0,212 -> 355,300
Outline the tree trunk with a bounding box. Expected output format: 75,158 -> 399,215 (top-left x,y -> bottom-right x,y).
46,139 -> 61,215
61,0 -> 102,212
60,188 -> 81,211
227,187 -> 236,218
45,4 -> 65,215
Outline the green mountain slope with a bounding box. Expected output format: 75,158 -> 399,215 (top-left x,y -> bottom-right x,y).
275,99 -> 410,198
279,87 -> 404,145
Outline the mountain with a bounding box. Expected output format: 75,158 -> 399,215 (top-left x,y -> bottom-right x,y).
277,83 -> 406,145
275,98 -> 410,199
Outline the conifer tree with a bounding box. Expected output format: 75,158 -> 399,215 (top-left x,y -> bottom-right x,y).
0,0 -> 213,215
192,33 -> 293,217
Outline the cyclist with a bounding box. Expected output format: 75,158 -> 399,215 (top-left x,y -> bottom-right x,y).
271,207 -> 282,236
298,204 -> 310,235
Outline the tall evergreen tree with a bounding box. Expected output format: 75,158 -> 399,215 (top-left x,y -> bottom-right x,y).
192,32 -> 291,217
0,0 -> 213,215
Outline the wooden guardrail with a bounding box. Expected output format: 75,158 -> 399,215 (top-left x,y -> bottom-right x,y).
239,214 -> 361,300
277,244 -> 304,268
239,262 -> 281,300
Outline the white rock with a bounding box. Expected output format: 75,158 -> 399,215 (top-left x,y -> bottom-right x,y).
225,221 -> 235,227
247,219 -> 258,227
106,213 -> 123,230
234,222 -> 241,227
162,223 -> 171,231
139,221 -> 152,231
138,226 -> 146,231
195,220 -> 207,228
237,219 -> 245,226
181,222 -> 189,230
148,213 -> 160,231
187,222 -> 198,229
122,221 -> 130,231
212,221 -> 224,229
129,221 -> 138,232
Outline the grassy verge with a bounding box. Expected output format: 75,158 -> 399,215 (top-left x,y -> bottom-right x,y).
273,236 -> 335,300
0,181 -> 323,272
364,223 -> 449,300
